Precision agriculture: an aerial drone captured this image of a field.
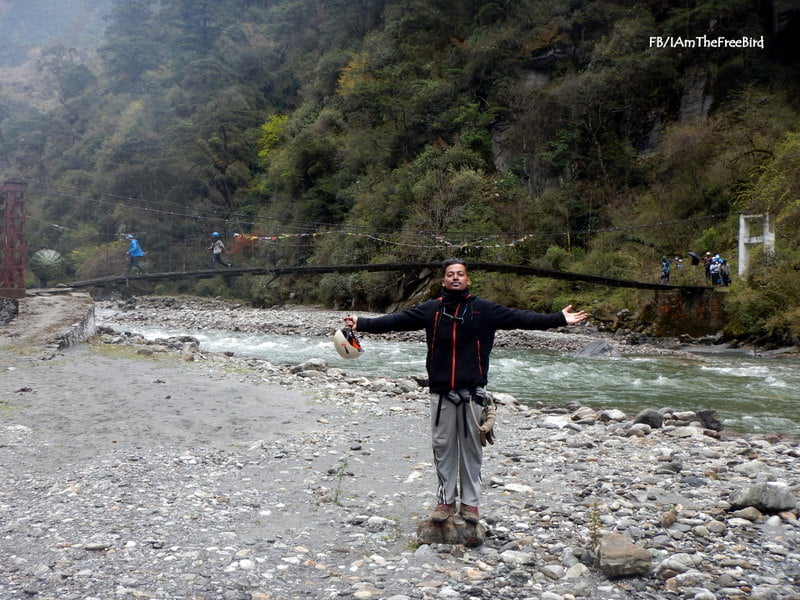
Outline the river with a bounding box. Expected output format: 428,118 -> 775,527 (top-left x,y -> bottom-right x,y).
109,322 -> 800,438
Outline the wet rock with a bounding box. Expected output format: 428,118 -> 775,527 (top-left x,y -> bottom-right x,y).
696,409 -> 723,431
573,339 -> 617,357
634,408 -> 664,429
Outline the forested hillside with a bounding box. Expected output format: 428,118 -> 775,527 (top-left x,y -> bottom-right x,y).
0,0 -> 111,66
1,0 -> 799,343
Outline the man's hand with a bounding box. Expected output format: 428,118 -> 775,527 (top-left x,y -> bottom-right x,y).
343,316 -> 358,330
562,305 -> 588,325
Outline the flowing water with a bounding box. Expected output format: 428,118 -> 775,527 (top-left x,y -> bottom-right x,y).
114,324 -> 800,437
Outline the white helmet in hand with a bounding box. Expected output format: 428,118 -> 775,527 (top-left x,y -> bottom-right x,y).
333,327 -> 364,359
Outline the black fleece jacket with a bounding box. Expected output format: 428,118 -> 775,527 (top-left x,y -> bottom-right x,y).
355,289 -> 567,393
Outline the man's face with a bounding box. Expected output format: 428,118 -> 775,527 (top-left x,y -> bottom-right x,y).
442,263 -> 471,291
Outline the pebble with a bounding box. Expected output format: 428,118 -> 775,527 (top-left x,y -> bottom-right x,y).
1,296 -> 797,600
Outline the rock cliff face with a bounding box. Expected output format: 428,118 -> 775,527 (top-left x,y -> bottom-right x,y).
678,66 -> 713,123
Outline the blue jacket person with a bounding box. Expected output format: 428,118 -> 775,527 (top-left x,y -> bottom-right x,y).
125,235 -> 147,275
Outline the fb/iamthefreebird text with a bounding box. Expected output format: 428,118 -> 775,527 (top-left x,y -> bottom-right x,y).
649,35 -> 765,49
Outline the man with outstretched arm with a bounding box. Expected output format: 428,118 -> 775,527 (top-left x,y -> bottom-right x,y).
344,259 -> 588,524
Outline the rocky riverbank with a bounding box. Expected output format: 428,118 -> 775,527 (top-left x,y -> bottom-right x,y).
92,295 -> 719,356
1,295 -> 798,600
94,295 -> 800,358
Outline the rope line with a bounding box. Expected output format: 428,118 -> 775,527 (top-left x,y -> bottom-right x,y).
29,179 -> 731,250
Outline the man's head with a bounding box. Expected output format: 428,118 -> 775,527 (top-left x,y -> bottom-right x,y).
441,259 -> 470,291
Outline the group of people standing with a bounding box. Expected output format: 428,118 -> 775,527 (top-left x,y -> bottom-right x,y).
703,252 -> 732,287
660,252 -> 731,287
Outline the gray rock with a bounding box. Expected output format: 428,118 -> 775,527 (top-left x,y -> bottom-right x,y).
733,460 -> 772,477
728,482 -> 797,513
573,339 -> 617,357
540,564 -> 565,579
627,423 -> 652,436
696,409 -> 723,431
633,408 -> 664,429
655,552 -> 703,575
490,391 -> 518,406
599,409 -> 627,422
290,357 -> 328,373
732,506 -> 763,521
417,518 -> 486,548
396,379 -> 419,393
596,533 -> 651,577
500,549 -> 536,566
571,406 -> 596,421
366,515 -> 394,531
295,369 -> 326,378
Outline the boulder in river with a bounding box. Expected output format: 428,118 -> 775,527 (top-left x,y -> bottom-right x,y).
573,339 -> 618,357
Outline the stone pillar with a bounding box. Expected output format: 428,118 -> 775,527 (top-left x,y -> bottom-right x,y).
0,179 -> 28,298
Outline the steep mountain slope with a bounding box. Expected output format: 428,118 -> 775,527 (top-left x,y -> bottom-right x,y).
1,0 -> 798,342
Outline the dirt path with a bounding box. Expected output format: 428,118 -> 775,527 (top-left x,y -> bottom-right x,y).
0,291 -> 95,352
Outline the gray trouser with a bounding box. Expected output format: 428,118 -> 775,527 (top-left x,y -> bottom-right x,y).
430,392 -> 483,507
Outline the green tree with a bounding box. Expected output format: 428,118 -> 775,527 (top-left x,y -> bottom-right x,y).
98,0 -> 160,93
739,131 -> 800,230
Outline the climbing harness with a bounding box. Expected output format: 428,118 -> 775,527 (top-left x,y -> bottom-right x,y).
434,387 -> 496,445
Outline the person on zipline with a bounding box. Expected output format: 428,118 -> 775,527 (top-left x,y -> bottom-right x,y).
344,259 -> 588,524
207,232 -> 232,269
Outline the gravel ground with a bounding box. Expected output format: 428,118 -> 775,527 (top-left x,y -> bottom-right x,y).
1,294 -> 798,600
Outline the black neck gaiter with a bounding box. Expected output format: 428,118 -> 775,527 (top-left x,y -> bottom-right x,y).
441,288 -> 470,306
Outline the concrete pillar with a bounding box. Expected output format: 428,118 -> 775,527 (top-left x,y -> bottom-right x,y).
738,214 -> 775,280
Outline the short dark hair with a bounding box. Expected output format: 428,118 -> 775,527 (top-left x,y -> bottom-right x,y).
442,258 -> 468,274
